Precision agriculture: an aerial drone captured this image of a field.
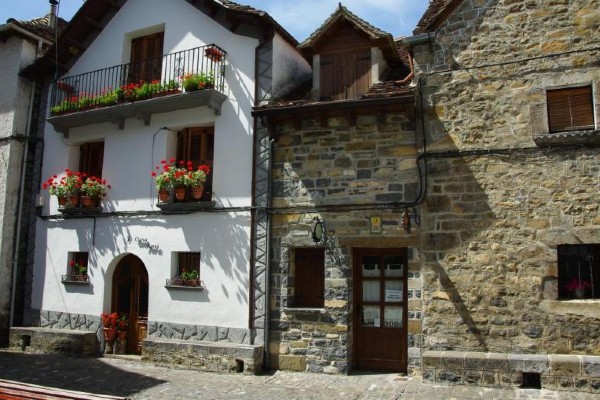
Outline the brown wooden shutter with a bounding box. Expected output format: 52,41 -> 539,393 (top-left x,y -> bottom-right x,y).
130,32 -> 164,83
177,127 -> 215,200
294,248 -> 325,308
320,54 -> 335,100
178,252 -> 200,275
79,142 -> 104,178
547,86 -> 595,133
320,50 -> 371,101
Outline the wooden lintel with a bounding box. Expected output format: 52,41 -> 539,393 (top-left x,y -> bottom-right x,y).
318,114 -> 328,128
346,112 -> 356,126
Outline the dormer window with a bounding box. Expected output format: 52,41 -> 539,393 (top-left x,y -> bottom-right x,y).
320,49 -> 371,101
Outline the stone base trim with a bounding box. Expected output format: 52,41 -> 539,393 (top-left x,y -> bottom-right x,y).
142,337 -> 263,374
9,327 -> 98,356
422,351 -> 600,393
147,320 -> 251,344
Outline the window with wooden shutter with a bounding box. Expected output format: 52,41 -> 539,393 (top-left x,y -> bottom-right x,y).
293,248 -> 325,308
79,142 -> 104,178
319,49 -> 371,101
178,252 -> 200,275
129,32 -> 164,83
547,86 -> 595,133
177,127 -> 214,201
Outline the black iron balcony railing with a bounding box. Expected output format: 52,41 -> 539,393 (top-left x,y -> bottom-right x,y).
50,44 -> 226,116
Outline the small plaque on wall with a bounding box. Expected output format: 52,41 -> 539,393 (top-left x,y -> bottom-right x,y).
370,216 -> 382,234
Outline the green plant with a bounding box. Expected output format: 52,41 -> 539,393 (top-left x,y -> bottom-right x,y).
42,168 -> 83,197
97,88 -> 121,106
81,176 -> 110,198
180,269 -> 199,280
162,79 -> 180,91
116,314 -> 128,331
70,260 -> 87,275
182,162 -> 211,187
182,72 -> 214,91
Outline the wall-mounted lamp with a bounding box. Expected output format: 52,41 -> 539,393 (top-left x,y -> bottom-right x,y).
311,217 -> 324,244
402,209 -> 411,233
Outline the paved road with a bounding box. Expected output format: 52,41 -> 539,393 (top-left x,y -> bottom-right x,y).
0,351 -> 597,399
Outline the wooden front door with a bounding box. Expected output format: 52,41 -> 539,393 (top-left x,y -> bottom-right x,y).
353,248 -> 408,372
112,255 -> 149,354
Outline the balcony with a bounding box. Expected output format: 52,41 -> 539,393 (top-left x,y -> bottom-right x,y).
47,45 -> 227,136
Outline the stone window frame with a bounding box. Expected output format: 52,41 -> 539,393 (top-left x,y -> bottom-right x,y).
287,247 -> 326,309
531,79 -> 600,146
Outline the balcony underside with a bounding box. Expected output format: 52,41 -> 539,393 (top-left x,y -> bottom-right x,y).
48,90 -> 227,137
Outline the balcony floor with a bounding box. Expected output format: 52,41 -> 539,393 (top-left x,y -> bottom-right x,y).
48,89 -> 227,137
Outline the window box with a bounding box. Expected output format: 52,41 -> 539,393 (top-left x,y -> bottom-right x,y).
59,206 -> 102,216
164,277 -> 204,290
157,200 -> 216,214
61,274 -> 90,284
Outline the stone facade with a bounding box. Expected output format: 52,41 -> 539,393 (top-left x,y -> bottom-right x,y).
268,110 -> 422,373
408,0 -> 600,391
9,327 -> 98,356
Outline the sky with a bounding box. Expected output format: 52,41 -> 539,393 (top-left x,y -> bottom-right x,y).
0,0 -> 428,41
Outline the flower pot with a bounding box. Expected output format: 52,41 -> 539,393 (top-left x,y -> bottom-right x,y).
105,340 -> 115,354
58,196 -> 68,208
68,194 -> 79,208
73,274 -> 87,282
184,278 -> 199,287
174,186 -> 186,201
81,195 -> 98,208
191,185 -> 204,200
103,327 -> 117,342
158,189 -> 170,203
116,338 -> 127,354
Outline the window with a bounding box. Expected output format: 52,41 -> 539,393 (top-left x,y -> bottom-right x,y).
293,248 -> 325,308
320,50 -> 371,101
62,251 -> 89,283
177,127 -> 214,200
547,86 -> 595,133
79,141 -> 104,178
129,32 -> 164,83
558,244 -> 600,300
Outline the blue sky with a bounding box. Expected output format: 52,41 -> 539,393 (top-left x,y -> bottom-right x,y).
0,0 -> 428,41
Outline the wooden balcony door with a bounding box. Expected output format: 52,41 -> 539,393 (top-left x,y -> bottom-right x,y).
112,255 -> 149,354
353,248 -> 408,372
129,32 -> 164,83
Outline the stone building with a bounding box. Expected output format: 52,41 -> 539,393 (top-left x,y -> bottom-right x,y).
405,0 -> 600,392
256,0 -> 600,392
0,10 -> 65,346
254,4 -> 421,374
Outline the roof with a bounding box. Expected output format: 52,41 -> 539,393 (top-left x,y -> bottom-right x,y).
22,0 -> 298,81
298,3 -> 402,66
1,13 -> 67,43
414,0 -> 464,34
299,3 -> 389,49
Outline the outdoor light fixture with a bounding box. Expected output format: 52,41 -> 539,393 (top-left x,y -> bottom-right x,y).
311,217 -> 324,244
402,209 -> 411,233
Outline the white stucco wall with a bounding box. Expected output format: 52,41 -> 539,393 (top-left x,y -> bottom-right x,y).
35,0 -> 261,329
271,33 -> 312,99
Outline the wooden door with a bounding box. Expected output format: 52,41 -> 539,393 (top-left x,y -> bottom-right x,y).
112,255 -> 149,354
129,32 -> 164,83
353,248 -> 407,372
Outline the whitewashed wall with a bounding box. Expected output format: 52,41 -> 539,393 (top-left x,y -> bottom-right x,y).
35,0 -> 261,329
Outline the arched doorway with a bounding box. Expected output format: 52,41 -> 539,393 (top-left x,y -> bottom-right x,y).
112,255 -> 149,354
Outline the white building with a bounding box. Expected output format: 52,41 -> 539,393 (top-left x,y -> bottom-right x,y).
22,0 -> 309,369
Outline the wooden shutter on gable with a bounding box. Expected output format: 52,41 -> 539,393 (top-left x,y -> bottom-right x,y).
294,248 -> 325,308
129,32 -> 164,83
79,142 -> 104,178
547,86 -> 595,133
319,49 -> 371,101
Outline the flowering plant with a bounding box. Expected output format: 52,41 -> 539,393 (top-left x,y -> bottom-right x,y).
565,278 -> 592,293
70,260 -> 87,276
183,162 -> 210,188
101,312 -> 119,330
81,176 -> 111,198
42,169 -> 83,197
182,72 -> 214,91
204,46 -> 224,62
116,314 -> 128,332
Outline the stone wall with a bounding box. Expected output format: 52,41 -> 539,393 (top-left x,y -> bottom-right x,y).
411,0 -> 600,374
268,110 -> 422,373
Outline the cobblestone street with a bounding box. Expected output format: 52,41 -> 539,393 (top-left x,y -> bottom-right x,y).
1,351 -> 599,399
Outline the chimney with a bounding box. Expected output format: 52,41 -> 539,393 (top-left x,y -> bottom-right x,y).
48,0 -> 59,30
